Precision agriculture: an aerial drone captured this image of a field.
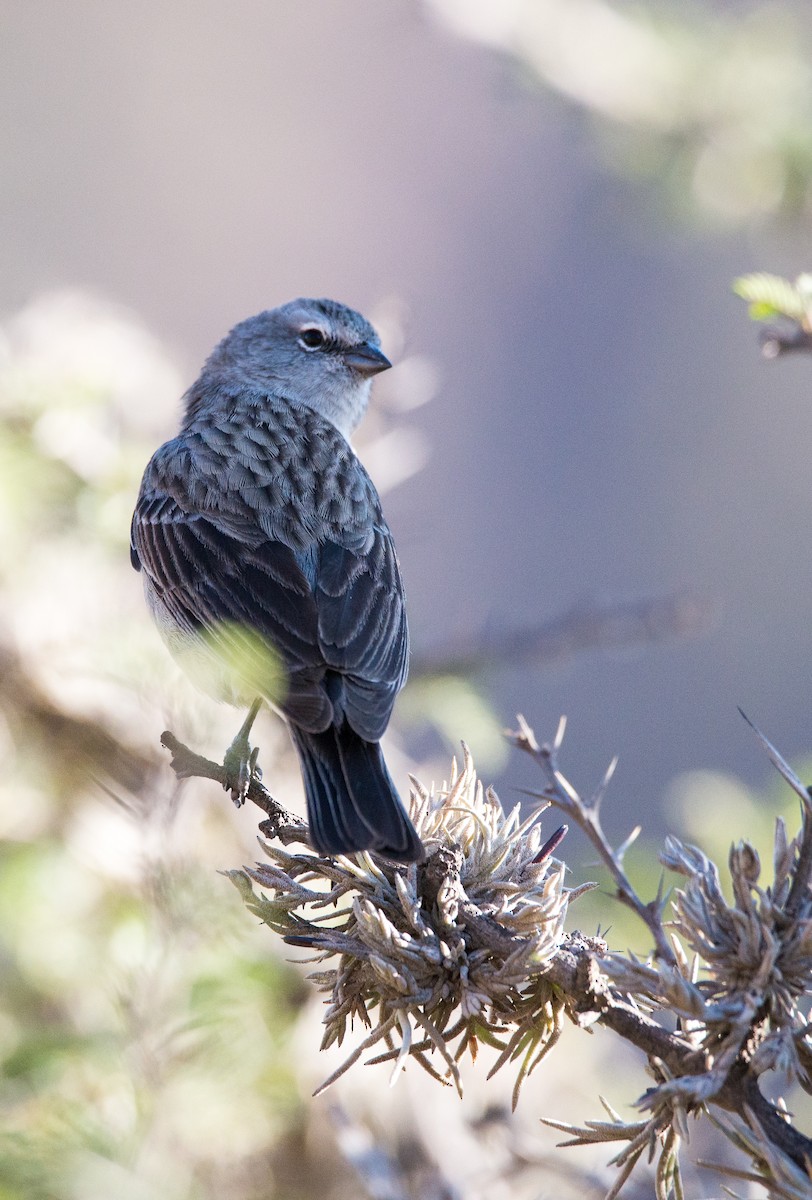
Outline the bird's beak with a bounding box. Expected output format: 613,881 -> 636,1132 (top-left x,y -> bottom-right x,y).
343,342 -> 392,376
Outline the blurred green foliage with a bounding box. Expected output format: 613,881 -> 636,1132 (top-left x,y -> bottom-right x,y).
733,272 -> 812,325
0,294 -> 320,1200
0,834 -> 305,1200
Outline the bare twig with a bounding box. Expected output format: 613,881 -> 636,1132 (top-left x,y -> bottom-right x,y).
160,730 -> 311,847
509,715 -> 676,965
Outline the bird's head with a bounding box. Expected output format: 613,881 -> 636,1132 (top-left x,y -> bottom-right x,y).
192,298 -> 391,437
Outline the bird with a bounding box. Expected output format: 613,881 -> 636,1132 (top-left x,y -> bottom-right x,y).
130,298 -> 424,863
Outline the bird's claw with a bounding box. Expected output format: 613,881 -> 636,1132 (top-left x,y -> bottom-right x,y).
223,737 -> 262,807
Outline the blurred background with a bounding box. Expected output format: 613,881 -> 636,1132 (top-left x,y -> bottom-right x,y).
3,1 -> 812,1196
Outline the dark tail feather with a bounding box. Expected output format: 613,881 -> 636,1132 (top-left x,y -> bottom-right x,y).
291,724 -> 424,863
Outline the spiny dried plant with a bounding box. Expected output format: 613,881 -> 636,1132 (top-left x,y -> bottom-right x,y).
164,713 -> 812,1200
518,714 -> 812,1200
224,746 -> 590,1103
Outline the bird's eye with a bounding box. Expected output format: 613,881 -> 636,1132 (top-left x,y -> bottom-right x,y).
298,328 -> 326,350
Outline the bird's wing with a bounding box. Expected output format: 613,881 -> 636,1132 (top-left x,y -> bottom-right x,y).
131,469 -> 332,732
315,528 -> 409,742
131,419 -> 408,741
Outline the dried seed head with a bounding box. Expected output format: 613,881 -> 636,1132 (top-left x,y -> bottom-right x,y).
233,746 -> 579,1096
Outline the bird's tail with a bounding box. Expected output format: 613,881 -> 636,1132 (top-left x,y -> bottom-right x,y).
291,724 -> 424,863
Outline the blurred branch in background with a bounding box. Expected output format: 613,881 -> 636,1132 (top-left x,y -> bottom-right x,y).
0,639 -> 159,810
411,589 -> 712,679
425,0 -> 812,225
407,590 -> 712,780
735,271 -> 812,357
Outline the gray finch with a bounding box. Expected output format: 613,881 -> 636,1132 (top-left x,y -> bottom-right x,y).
130,298 -> 424,862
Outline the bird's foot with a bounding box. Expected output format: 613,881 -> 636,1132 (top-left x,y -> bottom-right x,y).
223,699 -> 263,807
223,737 -> 262,807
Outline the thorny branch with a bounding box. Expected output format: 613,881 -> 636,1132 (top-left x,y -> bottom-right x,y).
511,712 -> 812,1187
546,936 -> 812,1176
509,714 -> 676,966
